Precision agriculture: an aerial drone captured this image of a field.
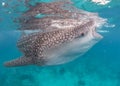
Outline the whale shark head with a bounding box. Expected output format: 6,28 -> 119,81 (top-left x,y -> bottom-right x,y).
42,19 -> 105,65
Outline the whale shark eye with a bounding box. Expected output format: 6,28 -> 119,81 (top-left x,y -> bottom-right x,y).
81,33 -> 85,36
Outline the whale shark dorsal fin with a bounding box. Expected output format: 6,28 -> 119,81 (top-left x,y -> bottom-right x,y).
4,56 -> 33,67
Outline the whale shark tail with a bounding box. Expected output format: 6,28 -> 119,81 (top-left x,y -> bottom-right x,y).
4,56 -> 33,67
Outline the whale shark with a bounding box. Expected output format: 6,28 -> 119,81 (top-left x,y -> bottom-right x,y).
4,0 -> 106,67
4,19 -> 104,67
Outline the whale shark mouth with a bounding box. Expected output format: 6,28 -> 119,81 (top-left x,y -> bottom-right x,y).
91,16 -> 107,39
93,30 -> 103,39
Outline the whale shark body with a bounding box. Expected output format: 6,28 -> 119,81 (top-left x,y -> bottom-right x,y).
4,1 -> 106,67
4,19 -> 104,67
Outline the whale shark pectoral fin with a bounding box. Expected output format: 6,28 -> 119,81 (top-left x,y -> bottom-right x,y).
4,56 -> 33,67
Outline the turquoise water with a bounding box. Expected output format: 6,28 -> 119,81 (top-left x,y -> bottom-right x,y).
0,0 -> 120,86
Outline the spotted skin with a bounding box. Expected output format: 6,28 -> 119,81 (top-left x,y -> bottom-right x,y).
4,56 -> 33,67
4,20 -> 93,67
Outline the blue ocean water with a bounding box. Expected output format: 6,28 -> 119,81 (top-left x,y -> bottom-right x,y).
0,0 -> 120,86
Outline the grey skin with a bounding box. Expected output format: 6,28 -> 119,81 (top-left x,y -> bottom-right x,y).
4,20 -> 102,67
